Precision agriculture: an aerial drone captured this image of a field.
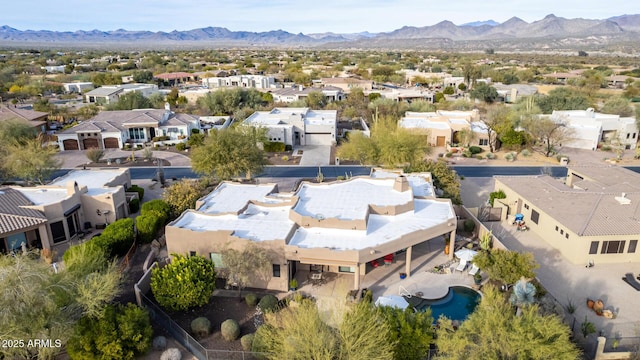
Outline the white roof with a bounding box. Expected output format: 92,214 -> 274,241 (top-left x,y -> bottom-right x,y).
292,178 -> 413,221
244,107 -> 336,128
14,188 -> 70,206
399,118 -> 450,130
49,169 -> 127,189
198,183 -> 277,214
470,121 -> 489,134
86,188 -> 119,196
289,199 -> 454,250
172,204 -> 295,241
370,171 -> 434,197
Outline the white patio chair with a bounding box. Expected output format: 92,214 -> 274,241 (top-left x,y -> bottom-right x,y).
468,264 -> 479,276
455,259 -> 467,272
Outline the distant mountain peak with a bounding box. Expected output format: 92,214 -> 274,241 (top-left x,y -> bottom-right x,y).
461,19 -> 499,27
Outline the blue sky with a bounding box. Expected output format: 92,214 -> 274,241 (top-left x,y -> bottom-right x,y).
3,0 -> 637,34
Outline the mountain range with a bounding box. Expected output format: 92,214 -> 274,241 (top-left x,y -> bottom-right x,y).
1,14 -> 639,50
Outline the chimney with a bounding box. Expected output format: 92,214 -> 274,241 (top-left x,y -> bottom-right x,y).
66,181 -> 79,196
299,85 -> 304,91
393,175 -> 410,192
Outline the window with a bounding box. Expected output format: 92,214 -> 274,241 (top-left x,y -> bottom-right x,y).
629,240 -> 638,253
565,233 -> 569,239
589,241 -> 599,254
555,225 -> 558,231
50,221 -> 66,244
627,133 -> 631,139
66,213 -> 79,237
189,251 -> 196,257
634,133 -> 637,139
128,128 -> 145,140
601,241 -> 626,254
530,209 -> 540,224
272,264 -> 281,277
479,139 -> 489,146
524,204 -> 529,210
209,253 -> 225,268
339,266 -> 355,273
560,229 -> 564,235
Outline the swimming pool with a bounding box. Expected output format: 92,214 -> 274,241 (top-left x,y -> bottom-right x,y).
404,286 -> 481,322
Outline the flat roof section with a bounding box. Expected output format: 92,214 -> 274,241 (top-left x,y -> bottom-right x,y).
289,199 -> 454,250
198,183 -> 277,214
14,188 -> 70,206
49,169 -> 128,189
371,171 -> 434,197
172,204 -> 295,241
292,178 -> 413,221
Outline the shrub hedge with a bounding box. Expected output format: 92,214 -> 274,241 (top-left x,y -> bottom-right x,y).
264,141 -> 285,152
128,185 -> 144,201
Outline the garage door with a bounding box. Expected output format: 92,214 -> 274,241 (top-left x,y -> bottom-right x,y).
62,139 -> 79,150
305,133 -> 333,146
103,137 -> 120,149
83,138 -> 99,149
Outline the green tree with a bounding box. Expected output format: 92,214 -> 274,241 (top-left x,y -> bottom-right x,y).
191,126 -> 267,180
600,96 -> 633,117
435,286 -> 580,360
472,249 -> 539,285
106,91 -> 152,110
162,179 -> 207,218
379,306 -> 434,360
150,254 -> 216,311
339,301 -> 396,360
443,86 -> 455,95
535,87 -> 591,114
220,242 -> 271,297
132,70 -> 154,83
4,134 -> 62,185
67,304 -> 153,360
406,160 -> 462,204
306,91 -> 327,109
470,82 -> 498,103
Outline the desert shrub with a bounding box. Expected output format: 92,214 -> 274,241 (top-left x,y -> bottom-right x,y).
245,293 -> 258,307
461,149 -> 472,158
489,189 -> 507,207
152,336 -> 167,351
601,145 -> 612,152
86,148 -> 104,163
176,142 -> 187,151
263,141 -> 285,152
463,219 -> 476,233
445,152 -> 453,157
475,154 -> 483,160
468,146 -> 482,154
241,333 -> 255,351
258,294 -> 279,313
67,304 -> 153,360
128,184 -> 144,201
141,199 -> 171,223
63,240 -> 107,273
486,152 -> 496,159
162,179 -> 207,218
221,319 -> 241,341
93,218 -> 135,258
128,198 -> 140,213
191,317 -> 211,338
505,153 -> 515,161
521,149 -> 531,157
160,348 -> 182,360
152,136 -> 170,142
151,254 -> 217,311
281,155 -> 289,161
191,128 -> 200,134
136,213 -> 162,243
187,133 -> 205,147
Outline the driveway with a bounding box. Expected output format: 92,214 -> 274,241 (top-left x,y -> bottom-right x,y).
298,146 -> 331,166
55,149 -> 191,168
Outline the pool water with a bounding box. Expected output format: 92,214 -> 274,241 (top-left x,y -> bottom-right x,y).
406,286 -> 481,322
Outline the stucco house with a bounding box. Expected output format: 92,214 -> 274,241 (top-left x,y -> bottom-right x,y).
398,110 -> 493,149
0,169 -> 131,255
243,107 -> 337,146
550,108 -> 638,150
57,107 -> 200,150
0,105 -> 48,133
85,84 -> 159,105
202,75 -> 275,89
320,77 -> 374,92
494,164 -> 640,265
165,170 -> 457,292
270,86 -> 344,103
62,82 -> 94,94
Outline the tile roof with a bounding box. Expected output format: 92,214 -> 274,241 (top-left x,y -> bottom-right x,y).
0,188 -> 47,235
496,175 -> 640,237
59,109 -> 198,134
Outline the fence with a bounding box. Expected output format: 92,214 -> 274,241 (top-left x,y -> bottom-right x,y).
119,241 -> 137,271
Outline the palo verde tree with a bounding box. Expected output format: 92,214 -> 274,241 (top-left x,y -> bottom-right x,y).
4,134 -> 62,185
220,242 -> 271,297
435,286 -> 580,360
150,254 -> 217,311
472,249 -> 539,285
191,126 -> 267,180
378,306 -> 434,360
406,160 -> 462,205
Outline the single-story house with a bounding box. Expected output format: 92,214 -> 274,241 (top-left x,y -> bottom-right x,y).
165,170 -> 457,291
202,75 -> 275,89
0,105 -> 48,133
270,86 -> 344,103
0,169 -> 131,255
550,108 -> 638,150
243,107 -> 337,146
85,84 -> 159,105
494,164 -> 640,265
398,110 -> 494,149
320,77 -> 374,92
62,82 -> 94,94
57,107 -> 200,150
154,72 -> 199,87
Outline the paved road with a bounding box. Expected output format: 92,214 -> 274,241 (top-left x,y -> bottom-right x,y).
49,165 -> 640,181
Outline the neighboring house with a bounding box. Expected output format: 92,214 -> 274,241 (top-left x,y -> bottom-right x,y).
243,107 -> 337,146
442,77 -> 465,89
398,110 -> 493,149
0,105 -> 48,133
85,83 -> 159,105
377,88 -> 435,103
199,116 -> 232,134
494,165 -> 640,265
0,169 -> 131,255
607,75 -> 632,89
154,72 -> 199,87
201,75 -> 275,89
550,108 -> 638,150
165,171 -> 457,292
62,82 -> 94,94
542,71 -> 582,84
57,107 -> 200,150
41,65 -> 66,73
320,77 -> 374,92
492,83 -> 538,103
270,86 -> 344,103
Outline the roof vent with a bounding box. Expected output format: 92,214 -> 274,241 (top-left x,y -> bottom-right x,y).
615,193 -> 631,205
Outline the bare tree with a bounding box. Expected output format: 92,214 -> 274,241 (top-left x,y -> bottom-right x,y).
523,116 -> 574,157
220,242 -> 271,297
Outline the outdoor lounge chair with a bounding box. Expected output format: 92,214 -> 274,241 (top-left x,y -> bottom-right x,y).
455,259 -> 468,272
623,273 -> 640,291
468,264 -> 479,276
